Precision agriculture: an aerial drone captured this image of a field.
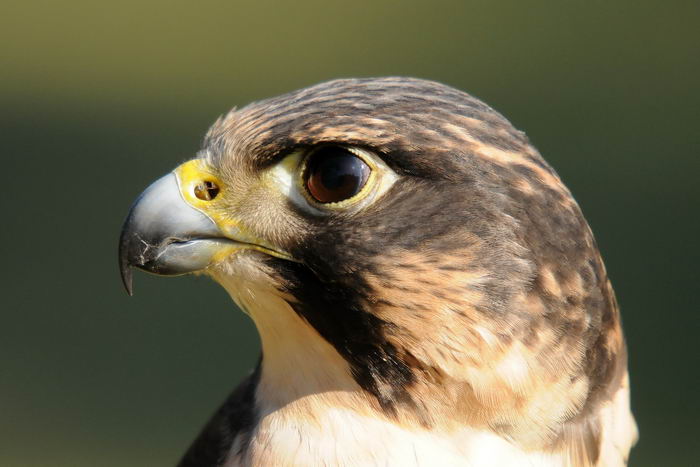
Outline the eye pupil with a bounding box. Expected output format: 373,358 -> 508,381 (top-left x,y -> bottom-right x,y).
305,147 -> 371,203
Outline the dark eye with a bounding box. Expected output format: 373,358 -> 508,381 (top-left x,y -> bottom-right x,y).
304,147 -> 371,203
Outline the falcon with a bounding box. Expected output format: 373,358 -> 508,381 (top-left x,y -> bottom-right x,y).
118,77 -> 637,466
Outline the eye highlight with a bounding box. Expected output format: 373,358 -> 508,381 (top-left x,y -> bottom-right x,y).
304,147 -> 371,203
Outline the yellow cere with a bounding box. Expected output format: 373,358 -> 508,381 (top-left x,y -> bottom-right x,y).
174,159 -> 229,221
173,159 -> 294,262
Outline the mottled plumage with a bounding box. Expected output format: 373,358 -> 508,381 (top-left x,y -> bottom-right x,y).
119,77 -> 637,466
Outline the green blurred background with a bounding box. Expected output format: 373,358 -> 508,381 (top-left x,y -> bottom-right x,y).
2,1 -> 698,465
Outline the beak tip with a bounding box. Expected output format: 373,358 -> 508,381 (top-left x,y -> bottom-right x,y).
120,263 -> 134,296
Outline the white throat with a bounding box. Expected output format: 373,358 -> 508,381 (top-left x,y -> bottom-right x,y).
214,270 -> 361,407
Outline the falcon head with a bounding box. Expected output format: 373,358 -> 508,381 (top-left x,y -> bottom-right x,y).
119,78 -> 635,463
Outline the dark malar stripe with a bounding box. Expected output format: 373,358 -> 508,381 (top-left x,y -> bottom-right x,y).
271,258 -> 416,412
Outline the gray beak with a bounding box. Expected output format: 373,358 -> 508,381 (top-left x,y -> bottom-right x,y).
118,173 -> 232,296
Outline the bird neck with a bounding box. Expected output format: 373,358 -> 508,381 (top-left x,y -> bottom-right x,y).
216,274 -> 368,411
256,293 -> 363,409
212,272 -> 637,466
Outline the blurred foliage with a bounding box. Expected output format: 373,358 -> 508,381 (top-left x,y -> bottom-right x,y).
1,1 -> 698,466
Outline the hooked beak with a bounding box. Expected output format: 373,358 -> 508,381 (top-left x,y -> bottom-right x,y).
119,160 -> 295,296
118,172 -> 238,296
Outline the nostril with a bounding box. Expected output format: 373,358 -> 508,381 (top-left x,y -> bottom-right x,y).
194,180 -> 220,201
